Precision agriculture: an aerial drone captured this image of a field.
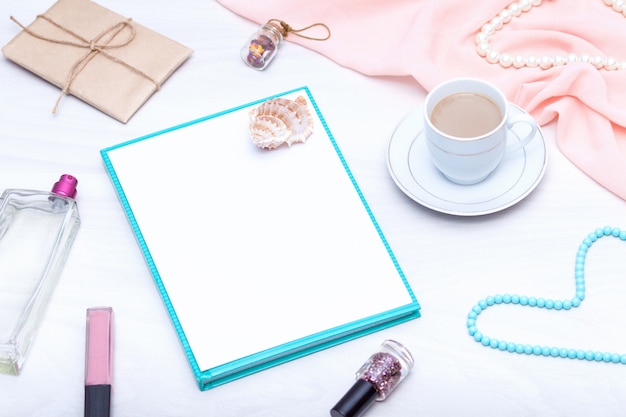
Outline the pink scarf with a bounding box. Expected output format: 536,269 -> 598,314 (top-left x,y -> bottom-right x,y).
218,0 -> 626,200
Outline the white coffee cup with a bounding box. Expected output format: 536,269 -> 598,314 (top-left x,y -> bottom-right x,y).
423,77 -> 537,185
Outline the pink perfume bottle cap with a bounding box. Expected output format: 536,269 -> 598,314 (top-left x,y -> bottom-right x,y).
51,174 -> 78,199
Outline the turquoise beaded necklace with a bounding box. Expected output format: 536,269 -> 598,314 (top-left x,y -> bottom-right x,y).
467,226 -> 626,364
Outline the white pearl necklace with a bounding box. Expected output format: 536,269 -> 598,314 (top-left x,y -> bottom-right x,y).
476,0 -> 626,70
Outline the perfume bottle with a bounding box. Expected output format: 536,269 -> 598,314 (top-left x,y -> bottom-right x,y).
0,174 -> 81,375
330,340 -> 414,417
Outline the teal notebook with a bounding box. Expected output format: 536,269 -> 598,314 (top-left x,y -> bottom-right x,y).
100,87 -> 420,391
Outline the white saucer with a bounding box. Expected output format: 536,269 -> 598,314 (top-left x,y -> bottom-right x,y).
387,103 -> 547,216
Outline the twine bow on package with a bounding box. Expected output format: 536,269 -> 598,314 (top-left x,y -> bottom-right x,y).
2,0 -> 193,123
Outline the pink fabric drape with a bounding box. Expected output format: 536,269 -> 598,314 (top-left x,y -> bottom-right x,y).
218,0 -> 626,200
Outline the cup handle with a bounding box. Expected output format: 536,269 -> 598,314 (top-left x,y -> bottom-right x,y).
505,113 -> 537,153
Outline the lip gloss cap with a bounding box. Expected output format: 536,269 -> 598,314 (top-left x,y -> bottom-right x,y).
51,174 -> 78,199
330,378 -> 378,417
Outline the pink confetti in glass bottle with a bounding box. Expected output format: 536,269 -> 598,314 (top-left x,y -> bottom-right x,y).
240,21 -> 284,70
331,340 -> 414,417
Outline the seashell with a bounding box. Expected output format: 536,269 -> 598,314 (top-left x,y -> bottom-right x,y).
248,96 -> 314,149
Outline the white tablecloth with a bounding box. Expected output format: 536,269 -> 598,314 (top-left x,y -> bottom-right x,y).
1,1 -> 625,416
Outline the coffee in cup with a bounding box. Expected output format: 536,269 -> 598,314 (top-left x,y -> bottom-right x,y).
430,92 -> 502,138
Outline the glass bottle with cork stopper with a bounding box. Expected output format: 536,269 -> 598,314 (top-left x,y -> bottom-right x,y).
241,19 -> 331,70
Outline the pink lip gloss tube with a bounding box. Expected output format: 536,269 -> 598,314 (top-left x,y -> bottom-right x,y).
85,307 -> 113,417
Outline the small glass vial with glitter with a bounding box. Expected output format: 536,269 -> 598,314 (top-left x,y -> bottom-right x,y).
0,174 -> 81,375
240,21 -> 284,70
330,340 -> 414,417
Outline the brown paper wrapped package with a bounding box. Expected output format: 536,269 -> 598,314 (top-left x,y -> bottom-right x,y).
2,0 -> 193,123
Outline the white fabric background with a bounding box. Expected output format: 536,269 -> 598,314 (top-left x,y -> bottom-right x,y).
1,1 -> 625,416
